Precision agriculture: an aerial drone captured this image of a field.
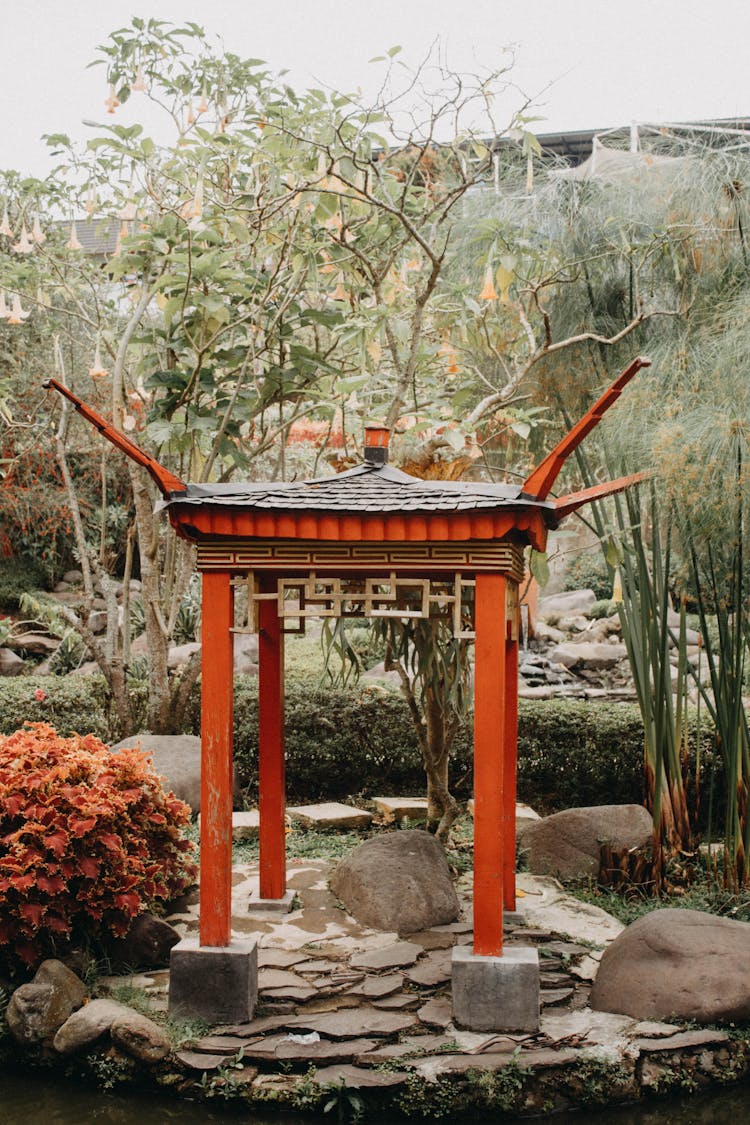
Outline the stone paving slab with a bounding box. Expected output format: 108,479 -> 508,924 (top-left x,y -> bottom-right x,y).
286,802 -> 373,829
404,950 -> 452,987
311,1064 -> 410,1088
349,972 -> 404,999
371,796 -> 429,822
350,941 -> 423,970
240,1034 -> 380,1064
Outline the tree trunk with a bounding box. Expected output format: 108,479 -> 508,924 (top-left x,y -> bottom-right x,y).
130,468 -> 172,732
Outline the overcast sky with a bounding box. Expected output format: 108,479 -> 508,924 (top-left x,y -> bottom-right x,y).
4,0 -> 749,178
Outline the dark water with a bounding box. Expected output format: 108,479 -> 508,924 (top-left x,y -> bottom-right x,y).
1,1071 -> 749,1124
0,1071 -> 312,1125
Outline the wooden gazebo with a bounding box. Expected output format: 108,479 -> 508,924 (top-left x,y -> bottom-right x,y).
45,355 -> 649,1026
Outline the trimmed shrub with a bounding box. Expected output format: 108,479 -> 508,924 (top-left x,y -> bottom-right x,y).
0,723 -> 196,975
217,678 -> 472,803
3,675 -> 722,826
0,676 -> 110,739
563,551 -> 612,601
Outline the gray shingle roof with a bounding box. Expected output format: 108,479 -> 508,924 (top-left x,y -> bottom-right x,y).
162,463 -> 549,514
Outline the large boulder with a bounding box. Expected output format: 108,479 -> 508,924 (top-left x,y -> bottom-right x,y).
53,998 -> 132,1054
110,734 -> 239,813
6,960 -> 87,1045
591,909 -> 750,1022
110,1008 -> 171,1062
549,642 -> 628,670
330,829 -> 459,935
538,589 -> 597,619
0,648 -> 24,676
104,912 -> 180,970
518,804 -> 652,878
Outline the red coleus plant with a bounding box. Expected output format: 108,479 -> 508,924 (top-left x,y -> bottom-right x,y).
0,723 -> 196,973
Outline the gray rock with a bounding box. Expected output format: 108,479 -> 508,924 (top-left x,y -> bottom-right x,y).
10,632 -> 59,654
67,661 -> 101,676
533,621 -> 566,644
168,642 -> 201,670
110,733 -> 238,812
53,998 -> 132,1054
88,611 -> 108,635
539,589 -> 597,618
330,830 -> 459,935
550,642 -> 628,670
105,913 -> 180,970
234,631 -> 259,673
110,1009 -> 171,1062
63,569 -> 83,584
519,804 -> 652,878
0,648 -> 24,676
591,909 -> 750,1022
7,960 -> 87,1045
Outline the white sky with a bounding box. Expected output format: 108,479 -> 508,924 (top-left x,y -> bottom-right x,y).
4,0 -> 750,178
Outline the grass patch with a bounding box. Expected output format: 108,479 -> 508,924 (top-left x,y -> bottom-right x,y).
564,867 -> 750,926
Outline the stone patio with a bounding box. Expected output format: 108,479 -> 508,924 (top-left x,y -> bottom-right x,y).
99,858 -> 733,1100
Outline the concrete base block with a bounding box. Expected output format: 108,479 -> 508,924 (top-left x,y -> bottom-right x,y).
451,945 -> 539,1032
169,936 -> 258,1024
247,888 -> 296,914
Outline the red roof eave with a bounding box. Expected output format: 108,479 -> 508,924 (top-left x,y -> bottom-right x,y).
166,504 -> 552,553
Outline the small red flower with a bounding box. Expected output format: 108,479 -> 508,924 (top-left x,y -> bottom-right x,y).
34,688 -> 47,702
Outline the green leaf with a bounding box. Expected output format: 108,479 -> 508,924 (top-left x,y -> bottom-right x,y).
529,549 -> 550,588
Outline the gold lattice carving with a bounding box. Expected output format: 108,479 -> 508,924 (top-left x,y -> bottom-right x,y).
232,571 -> 483,638
197,539 -> 524,580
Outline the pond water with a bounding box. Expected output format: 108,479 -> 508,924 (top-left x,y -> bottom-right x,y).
2,1070 -> 750,1124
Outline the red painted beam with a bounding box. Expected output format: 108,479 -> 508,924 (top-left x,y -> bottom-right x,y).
258,575 -> 287,899
552,470 -> 651,522
473,572 -> 506,957
43,377 -> 186,496
522,356 -> 651,500
199,571 -> 235,946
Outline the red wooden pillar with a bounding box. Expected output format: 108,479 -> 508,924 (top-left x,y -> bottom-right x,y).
503,587 -> 519,911
473,571 -> 507,957
258,575 -> 286,899
200,570 -> 235,946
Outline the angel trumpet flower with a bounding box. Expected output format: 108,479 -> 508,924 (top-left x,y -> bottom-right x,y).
12,224 -> 33,254
32,214 -> 45,244
88,340 -> 109,379
105,84 -> 120,114
0,292 -> 9,318
0,205 -> 12,237
66,221 -> 82,251
7,294 -> 29,324
479,264 -> 498,301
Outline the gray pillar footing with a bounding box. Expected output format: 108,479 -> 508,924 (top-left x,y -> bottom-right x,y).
247,888 -> 296,914
503,910 -> 525,926
451,945 -> 539,1032
169,936 -> 258,1024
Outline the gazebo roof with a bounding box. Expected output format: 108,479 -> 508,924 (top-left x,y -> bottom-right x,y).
161,462 -> 533,515
43,355 -> 651,535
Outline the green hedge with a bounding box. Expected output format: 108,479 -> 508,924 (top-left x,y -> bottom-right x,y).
0,674 -> 723,818
0,675 -> 110,739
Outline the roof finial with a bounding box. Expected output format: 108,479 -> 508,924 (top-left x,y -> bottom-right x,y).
364,425 -> 390,466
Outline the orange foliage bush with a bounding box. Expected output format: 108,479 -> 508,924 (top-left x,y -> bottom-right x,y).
0,723 -> 196,973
